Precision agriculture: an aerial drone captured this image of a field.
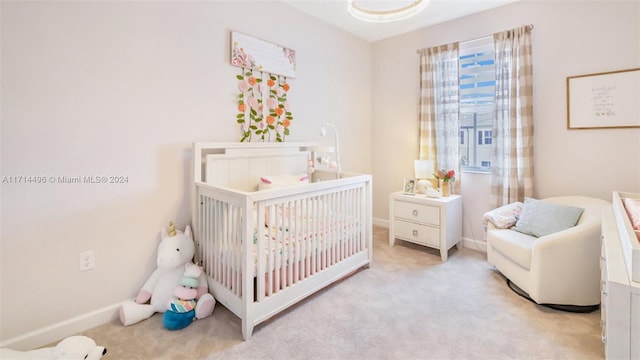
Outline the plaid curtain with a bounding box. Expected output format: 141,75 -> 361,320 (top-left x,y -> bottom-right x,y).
418,43 -> 460,192
490,25 -> 534,207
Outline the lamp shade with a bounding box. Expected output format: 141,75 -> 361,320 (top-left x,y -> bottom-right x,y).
414,159 -> 435,179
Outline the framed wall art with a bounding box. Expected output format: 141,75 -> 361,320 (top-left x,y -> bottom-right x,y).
567,68 -> 640,129
230,31 -> 296,78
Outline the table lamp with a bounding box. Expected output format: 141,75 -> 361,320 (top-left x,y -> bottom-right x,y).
414,159 -> 435,194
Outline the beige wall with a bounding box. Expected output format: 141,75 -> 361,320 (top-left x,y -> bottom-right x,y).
0,1 -> 372,341
2,0 -> 639,345
371,1 -> 640,244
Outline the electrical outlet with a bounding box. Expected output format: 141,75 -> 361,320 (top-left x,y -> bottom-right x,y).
80,250 -> 95,271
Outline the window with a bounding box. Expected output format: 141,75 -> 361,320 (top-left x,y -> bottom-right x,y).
483,130 -> 492,145
459,36 -> 495,172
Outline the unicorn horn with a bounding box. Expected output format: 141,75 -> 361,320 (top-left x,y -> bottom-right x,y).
168,221 -> 177,237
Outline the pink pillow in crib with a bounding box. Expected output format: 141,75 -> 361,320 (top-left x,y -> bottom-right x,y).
258,174 -> 309,191
622,198 -> 640,242
623,198 -> 640,230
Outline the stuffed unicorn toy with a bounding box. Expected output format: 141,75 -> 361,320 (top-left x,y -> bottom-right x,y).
119,222 -> 215,326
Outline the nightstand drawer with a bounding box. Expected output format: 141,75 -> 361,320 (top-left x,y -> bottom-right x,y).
394,201 -> 440,226
394,220 -> 439,247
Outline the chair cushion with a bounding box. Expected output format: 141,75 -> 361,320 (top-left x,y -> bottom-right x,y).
512,197 -> 585,237
488,228 -> 537,270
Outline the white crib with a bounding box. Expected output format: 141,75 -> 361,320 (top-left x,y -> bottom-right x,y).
192,142 -> 373,340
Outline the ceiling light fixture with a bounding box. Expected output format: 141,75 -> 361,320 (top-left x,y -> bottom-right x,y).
347,0 -> 429,23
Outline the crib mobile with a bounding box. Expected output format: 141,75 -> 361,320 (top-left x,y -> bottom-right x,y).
308,122 -> 341,177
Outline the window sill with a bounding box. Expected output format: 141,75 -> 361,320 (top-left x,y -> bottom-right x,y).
461,169 -> 490,175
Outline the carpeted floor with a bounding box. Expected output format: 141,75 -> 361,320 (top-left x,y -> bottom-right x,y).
80,226 -> 604,359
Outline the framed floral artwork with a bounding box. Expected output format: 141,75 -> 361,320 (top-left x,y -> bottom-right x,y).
231,31 -> 296,78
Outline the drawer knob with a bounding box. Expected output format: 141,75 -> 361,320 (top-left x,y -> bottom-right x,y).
412,209 -> 418,216
412,229 -> 418,236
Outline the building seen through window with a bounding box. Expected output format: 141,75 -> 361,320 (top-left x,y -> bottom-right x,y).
459,36 -> 495,172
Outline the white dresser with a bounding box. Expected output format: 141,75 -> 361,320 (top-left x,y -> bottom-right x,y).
600,192 -> 640,359
388,192 -> 462,261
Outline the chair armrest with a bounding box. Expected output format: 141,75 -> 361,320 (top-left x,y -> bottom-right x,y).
529,221 -> 602,304
532,221 -> 600,261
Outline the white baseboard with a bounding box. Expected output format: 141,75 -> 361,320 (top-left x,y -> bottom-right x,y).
463,237 -> 487,252
0,302 -> 124,351
373,217 -> 388,228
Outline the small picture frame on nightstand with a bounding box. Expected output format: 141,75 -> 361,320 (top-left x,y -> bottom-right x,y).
403,178 -> 416,195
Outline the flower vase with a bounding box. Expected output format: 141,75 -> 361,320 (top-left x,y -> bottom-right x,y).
441,181 -> 450,197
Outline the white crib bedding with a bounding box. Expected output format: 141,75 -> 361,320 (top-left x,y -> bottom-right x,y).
208,203 -> 360,275
208,209 -> 361,297
251,214 -> 360,276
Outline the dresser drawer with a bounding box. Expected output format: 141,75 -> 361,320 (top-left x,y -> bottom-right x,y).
393,219 -> 439,247
394,201 -> 440,226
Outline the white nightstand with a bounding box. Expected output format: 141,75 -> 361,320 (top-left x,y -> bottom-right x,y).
389,191 -> 462,261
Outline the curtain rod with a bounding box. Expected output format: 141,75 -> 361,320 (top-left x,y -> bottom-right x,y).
415,24 -> 534,54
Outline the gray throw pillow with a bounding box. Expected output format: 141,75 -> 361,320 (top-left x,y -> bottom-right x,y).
512,197 -> 585,237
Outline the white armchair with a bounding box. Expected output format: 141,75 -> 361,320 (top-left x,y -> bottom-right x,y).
486,196 -> 611,307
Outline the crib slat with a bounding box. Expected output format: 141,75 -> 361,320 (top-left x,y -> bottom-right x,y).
317,195 -> 322,273
341,190 -> 345,260
292,199 -> 299,285
234,203 -> 240,295
214,200 -> 221,286
331,191 -> 337,266
303,198 -> 310,280
276,203 -> 283,293
256,203 -> 265,301
287,200 -> 293,287
350,189 -> 356,254
267,205 -> 273,297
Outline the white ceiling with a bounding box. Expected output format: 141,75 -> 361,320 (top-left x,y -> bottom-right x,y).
281,0 -> 519,42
